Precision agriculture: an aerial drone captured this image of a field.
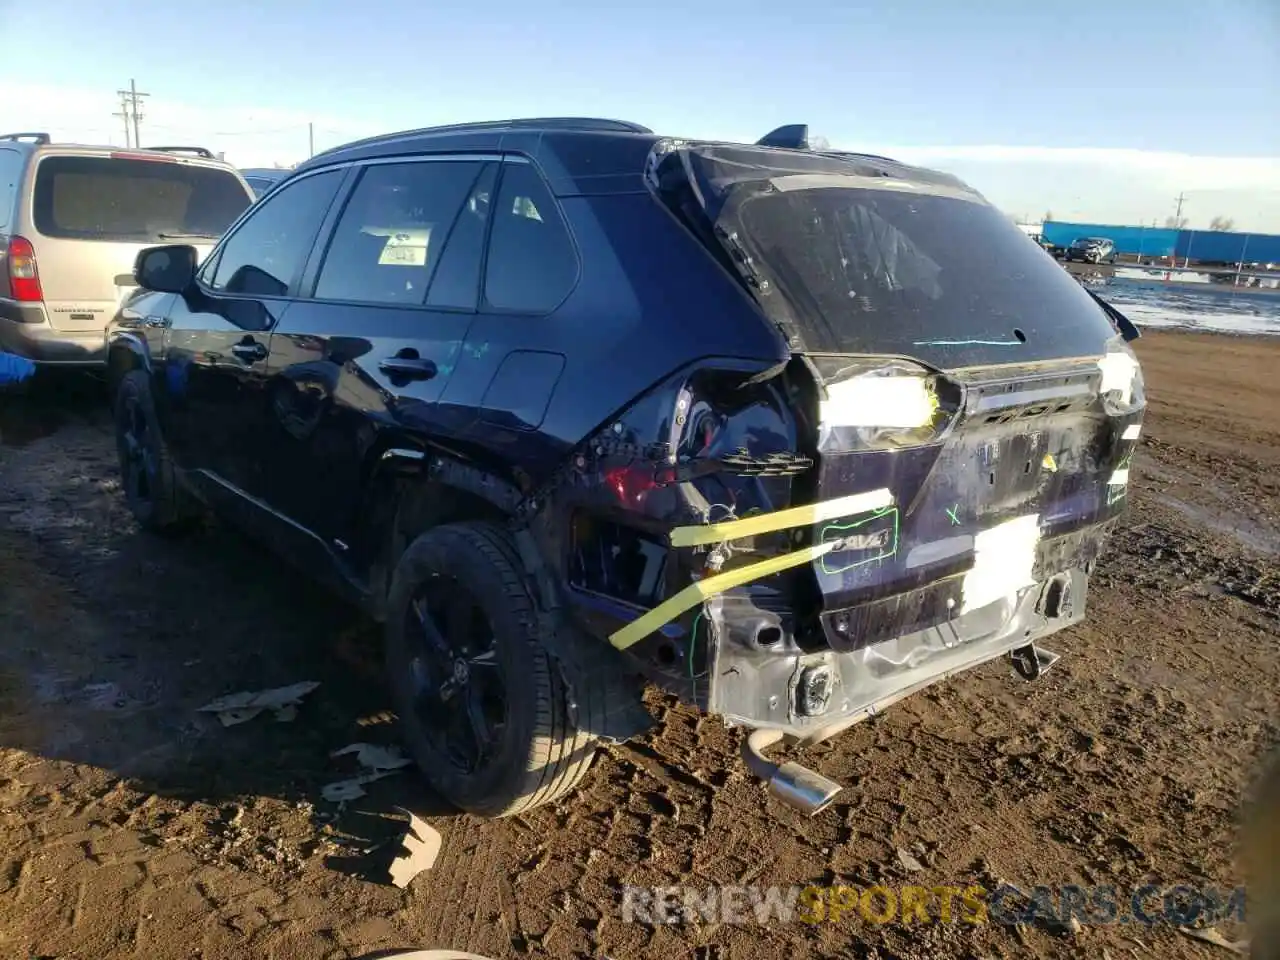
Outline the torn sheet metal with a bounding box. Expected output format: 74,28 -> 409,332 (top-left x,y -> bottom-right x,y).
389,811 -> 442,888
197,681 -> 320,727
668,488 -> 894,548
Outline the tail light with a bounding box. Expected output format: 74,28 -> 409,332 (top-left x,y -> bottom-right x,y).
7,236 -> 43,303
812,357 -> 962,453
1097,337 -> 1145,416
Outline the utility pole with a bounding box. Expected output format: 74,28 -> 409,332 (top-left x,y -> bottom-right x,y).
116,79 -> 150,149
308,122 -> 314,158
113,92 -> 133,147
1174,191 -> 1187,224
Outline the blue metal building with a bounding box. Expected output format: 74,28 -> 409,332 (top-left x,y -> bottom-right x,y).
1042,221 -> 1280,264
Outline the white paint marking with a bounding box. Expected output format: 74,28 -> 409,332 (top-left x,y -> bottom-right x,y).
960,514 -> 1041,614
1122,424 -> 1142,441
820,375 -> 934,430
1098,351 -> 1140,406
1109,468 -> 1130,486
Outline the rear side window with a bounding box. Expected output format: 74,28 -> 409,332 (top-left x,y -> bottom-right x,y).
315,160 -> 488,306
210,169 -> 343,297
0,148 -> 21,231
32,156 -> 251,242
483,162 -> 576,313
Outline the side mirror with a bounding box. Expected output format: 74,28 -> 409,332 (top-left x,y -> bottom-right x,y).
134,244 -> 198,294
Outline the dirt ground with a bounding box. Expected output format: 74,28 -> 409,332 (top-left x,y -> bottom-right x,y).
0,329 -> 1277,959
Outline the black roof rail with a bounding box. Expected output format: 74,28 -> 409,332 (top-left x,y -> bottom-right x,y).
145,145 -> 216,159
313,117 -> 652,160
0,132 -> 52,145
406,117 -> 651,136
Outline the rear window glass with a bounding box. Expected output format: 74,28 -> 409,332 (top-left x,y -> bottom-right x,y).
733,185 -> 1119,367
33,156 -> 251,242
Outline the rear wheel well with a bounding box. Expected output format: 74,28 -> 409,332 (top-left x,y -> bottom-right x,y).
106,344 -> 141,395
365,471 -> 510,621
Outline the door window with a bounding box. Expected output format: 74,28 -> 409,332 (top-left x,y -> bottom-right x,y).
314,160 -> 488,306
209,169 -> 343,298
425,163 -> 497,310
483,162 -> 577,313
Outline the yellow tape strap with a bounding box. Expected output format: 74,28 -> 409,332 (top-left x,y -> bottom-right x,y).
608,542 -> 835,650
668,488 -> 894,548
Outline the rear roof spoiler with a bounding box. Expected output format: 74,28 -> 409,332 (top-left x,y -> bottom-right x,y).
755,125 -> 901,166
756,124 -> 811,150
146,145 -> 216,159
0,132 -> 52,145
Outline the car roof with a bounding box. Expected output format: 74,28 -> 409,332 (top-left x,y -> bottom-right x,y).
0,133 -> 240,172
292,118 -> 972,199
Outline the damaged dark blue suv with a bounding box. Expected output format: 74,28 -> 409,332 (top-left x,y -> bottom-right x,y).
105,118 -> 1144,818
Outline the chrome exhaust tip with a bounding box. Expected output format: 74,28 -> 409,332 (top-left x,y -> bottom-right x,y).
742,728 -> 844,816
766,761 -> 844,815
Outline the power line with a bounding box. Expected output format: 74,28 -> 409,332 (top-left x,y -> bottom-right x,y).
115,79 -> 150,148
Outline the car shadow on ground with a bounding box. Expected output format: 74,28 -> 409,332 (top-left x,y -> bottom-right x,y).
0,373 -> 469,883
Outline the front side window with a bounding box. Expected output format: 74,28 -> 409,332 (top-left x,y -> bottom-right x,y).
209,169 -> 343,298
483,162 -> 577,313
32,155 -> 251,242
314,160 -> 487,305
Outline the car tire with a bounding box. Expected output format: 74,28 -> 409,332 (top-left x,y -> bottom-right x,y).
385,521 -> 598,818
113,368 -> 197,534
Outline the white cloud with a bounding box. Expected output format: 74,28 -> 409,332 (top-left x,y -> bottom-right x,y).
843,142 -> 1280,232
9,83 -> 1280,232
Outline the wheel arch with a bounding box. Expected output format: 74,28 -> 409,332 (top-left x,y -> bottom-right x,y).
358,445 -> 524,621
106,333 -> 151,396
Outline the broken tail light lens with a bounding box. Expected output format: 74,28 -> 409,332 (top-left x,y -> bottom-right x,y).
603,463 -> 660,508
812,357 -> 962,453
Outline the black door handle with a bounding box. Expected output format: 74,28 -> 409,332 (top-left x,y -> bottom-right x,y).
231,340 -> 267,362
378,357 -> 437,381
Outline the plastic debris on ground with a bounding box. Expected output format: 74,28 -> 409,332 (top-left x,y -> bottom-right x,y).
321,742 -> 414,803
389,811 -> 443,888
1177,926 -> 1249,954
196,681 -> 320,726
0,352 -> 36,387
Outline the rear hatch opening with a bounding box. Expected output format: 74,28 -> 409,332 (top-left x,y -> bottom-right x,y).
632,138 -> 1145,727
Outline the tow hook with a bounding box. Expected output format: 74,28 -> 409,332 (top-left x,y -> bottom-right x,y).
1010,643 -> 1061,681
741,728 -> 843,816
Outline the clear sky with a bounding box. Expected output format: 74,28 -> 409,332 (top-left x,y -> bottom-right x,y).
4,0 -> 1279,230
